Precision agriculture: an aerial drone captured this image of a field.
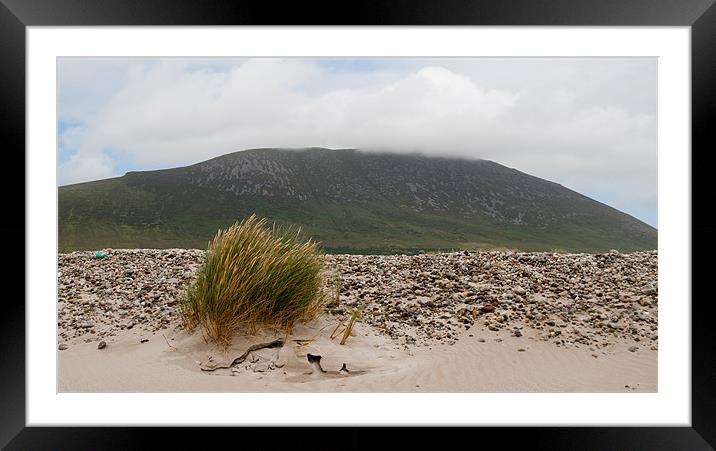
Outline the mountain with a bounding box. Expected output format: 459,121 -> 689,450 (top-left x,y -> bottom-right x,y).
58,147 -> 657,253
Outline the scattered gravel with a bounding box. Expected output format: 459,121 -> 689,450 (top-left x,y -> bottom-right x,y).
57,249 -> 204,342
322,250 -> 658,349
57,249 -> 658,352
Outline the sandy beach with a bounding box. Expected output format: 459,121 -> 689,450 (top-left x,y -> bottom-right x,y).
58,249 -> 657,392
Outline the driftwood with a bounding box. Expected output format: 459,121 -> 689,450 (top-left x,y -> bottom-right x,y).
306,353 -> 326,373
200,338 -> 284,371
305,353 -> 354,375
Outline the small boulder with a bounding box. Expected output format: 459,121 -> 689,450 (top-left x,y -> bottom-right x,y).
481,304 -> 495,313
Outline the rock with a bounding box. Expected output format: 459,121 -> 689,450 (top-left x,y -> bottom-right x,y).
528,294 -> 547,304
628,346 -> 639,352
517,348 -> 526,352
57,248 -> 657,352
513,330 -> 522,337
97,341 -> 107,349
58,344 -> 68,350
253,363 -> 269,373
477,338 -> 486,343
140,338 -> 149,343
416,296 -> 432,306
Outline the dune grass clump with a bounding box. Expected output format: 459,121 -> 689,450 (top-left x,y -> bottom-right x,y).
180,214 -> 325,346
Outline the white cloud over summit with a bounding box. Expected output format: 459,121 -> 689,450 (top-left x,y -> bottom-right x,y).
58,57 -> 657,226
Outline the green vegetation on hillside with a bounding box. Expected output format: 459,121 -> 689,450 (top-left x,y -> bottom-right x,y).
58,148 -> 657,254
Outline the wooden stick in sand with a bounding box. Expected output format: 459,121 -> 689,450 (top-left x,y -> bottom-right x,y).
340,307 -> 364,345
339,318 -> 355,345
330,319 -> 345,339
162,333 -> 177,350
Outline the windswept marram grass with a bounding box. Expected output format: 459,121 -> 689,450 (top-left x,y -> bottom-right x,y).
180,214 -> 325,346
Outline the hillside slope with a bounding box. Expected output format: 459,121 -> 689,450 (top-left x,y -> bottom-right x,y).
58,148 -> 657,253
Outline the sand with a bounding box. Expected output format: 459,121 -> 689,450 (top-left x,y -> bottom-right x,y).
58,315 -> 656,393
58,249 -> 657,392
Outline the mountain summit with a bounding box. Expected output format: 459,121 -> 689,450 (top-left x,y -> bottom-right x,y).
59,147 -> 656,253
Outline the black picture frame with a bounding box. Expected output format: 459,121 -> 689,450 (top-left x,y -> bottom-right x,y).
3,0 -> 713,448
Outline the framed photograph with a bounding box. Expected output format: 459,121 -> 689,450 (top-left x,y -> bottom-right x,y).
5,0 -> 713,448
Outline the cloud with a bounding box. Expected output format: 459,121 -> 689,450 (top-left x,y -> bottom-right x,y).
60,60 -> 519,166
57,58 -> 657,226
58,152 -> 114,185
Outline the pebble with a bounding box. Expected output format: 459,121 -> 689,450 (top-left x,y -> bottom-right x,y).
58,343 -> 68,350
97,341 -> 106,350
57,249 -> 658,351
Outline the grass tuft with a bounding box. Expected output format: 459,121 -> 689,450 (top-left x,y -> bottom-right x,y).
180,214 -> 325,347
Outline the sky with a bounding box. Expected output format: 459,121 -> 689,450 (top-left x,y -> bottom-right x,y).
57,57 -> 657,227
